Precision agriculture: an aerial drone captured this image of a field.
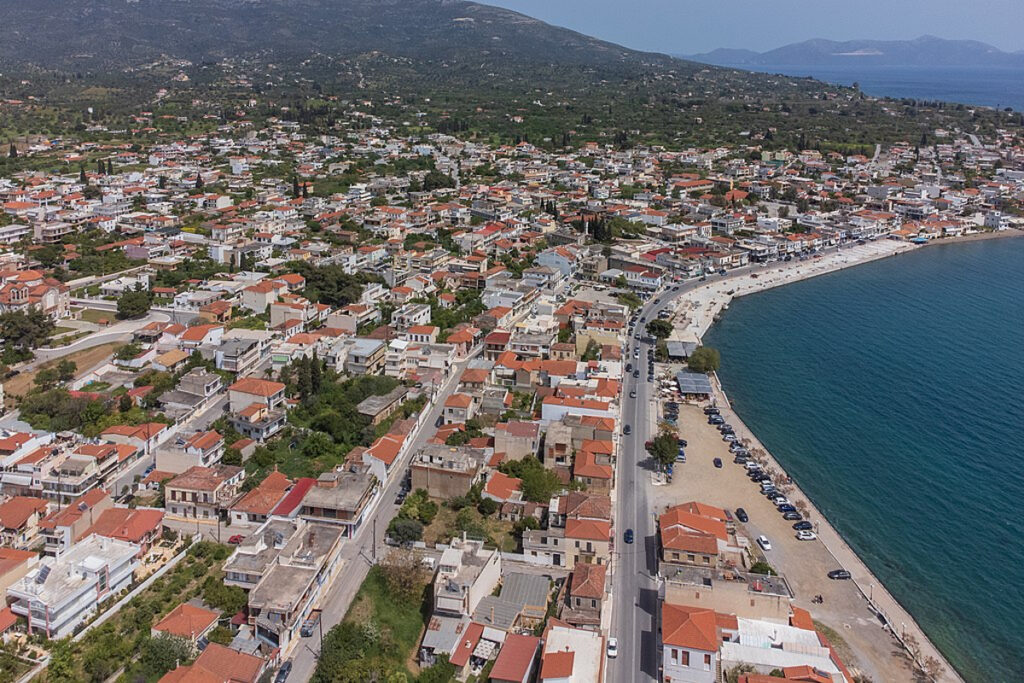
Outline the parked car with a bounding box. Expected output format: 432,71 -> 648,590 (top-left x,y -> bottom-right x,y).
756,535 -> 772,551
782,511 -> 803,521
228,535 -> 244,545
624,529 -> 634,544
734,508 -> 748,523
703,406 -> 720,415
300,609 -> 322,637
607,637 -> 619,658
713,458 -> 723,468
828,569 -> 852,580
274,662 -> 292,683
793,521 -> 813,531
777,503 -> 797,513
622,424 -> 631,435
676,438 -> 688,448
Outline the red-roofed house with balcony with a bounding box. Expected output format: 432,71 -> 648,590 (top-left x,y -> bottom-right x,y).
38,489 -> 112,556
661,603 -> 724,683
101,422 -> 168,456
0,496 -> 48,549
152,603 -> 220,649
84,507 -> 164,556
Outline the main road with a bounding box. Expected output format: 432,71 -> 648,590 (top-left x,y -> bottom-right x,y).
607,260 -> 802,682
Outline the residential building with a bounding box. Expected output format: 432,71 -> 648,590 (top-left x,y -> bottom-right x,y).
164,465 -> 245,520
8,535 -> 139,638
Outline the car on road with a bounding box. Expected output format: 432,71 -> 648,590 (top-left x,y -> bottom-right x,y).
624,529 -> 634,544
793,521 -> 813,531
756,535 -> 772,551
626,363 -> 632,372
828,569 -> 852,580
274,661 -> 292,683
782,511 -> 803,521
629,390 -> 637,399
622,424 -> 631,435
228,534 -> 244,545
713,458 -> 722,468
607,637 -> 619,658
734,508 -> 748,523
633,370 -> 639,378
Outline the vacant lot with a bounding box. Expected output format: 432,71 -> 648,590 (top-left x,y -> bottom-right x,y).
4,342 -> 122,400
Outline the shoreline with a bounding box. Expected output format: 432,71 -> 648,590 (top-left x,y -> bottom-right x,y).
670,238 -> 977,681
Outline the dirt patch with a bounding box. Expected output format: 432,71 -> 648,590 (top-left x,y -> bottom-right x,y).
4,342 -> 122,400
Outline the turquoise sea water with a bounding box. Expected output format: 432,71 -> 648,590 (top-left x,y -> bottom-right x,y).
703,238 -> 1024,682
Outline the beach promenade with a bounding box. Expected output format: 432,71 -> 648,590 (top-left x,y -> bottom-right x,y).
666,238 -> 963,682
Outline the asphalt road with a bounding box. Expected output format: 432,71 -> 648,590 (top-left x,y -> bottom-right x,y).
607,265 -> 787,682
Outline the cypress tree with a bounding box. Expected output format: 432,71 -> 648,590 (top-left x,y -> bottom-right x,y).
310,352 -> 322,393
7,143 -> 16,158
195,173 -> 204,189
107,159 -> 114,175
79,165 -> 87,184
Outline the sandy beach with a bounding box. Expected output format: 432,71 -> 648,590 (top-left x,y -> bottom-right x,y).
658,238 -> 970,682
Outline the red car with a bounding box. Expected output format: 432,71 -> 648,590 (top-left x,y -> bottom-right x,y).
228,535 -> 244,545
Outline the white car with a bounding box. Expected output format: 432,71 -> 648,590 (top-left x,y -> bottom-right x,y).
796,530 -> 817,541
607,637 -> 618,658
756,535 -> 772,551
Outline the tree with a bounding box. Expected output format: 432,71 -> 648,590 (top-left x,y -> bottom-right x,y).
138,634 -> 194,679
646,319 -> 673,340
477,497 -> 498,516
310,352 -> 322,393
79,165 -> 87,184
7,143 -> 16,159
202,576 -> 247,615
580,339 -> 600,361
417,655 -> 456,683
378,551 -> 429,602
116,287 -> 152,319
56,359 -> 77,381
388,518 -> 423,545
687,346 -> 721,373
646,432 -> 678,470
0,308 -> 55,354
195,173 -> 204,189
499,457 -> 562,503
422,169 -> 455,191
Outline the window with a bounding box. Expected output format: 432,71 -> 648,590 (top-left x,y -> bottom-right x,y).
703,653 -> 711,671
591,599 -> 597,608
687,554 -> 695,562
670,649 -> 678,665
680,650 -> 689,666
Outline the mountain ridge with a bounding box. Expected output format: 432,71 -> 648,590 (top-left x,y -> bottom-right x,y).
683,35 -> 1024,68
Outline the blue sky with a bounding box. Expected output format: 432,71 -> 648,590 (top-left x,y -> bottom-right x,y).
486,0 -> 1024,54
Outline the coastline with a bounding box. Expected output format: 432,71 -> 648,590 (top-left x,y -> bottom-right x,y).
670,239 -> 973,682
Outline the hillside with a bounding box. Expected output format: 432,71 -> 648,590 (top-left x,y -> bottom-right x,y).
685,35 -> 1024,68
0,1 -> 1014,152
0,0 -> 679,73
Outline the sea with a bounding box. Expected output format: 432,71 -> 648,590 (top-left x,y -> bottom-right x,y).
739,64 -> 1024,111
703,237 -> 1024,682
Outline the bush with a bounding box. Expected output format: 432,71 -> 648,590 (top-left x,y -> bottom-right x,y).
477,497 -> 498,516
388,518 -> 424,545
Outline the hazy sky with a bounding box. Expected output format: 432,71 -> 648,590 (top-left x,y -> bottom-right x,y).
486,0 -> 1024,54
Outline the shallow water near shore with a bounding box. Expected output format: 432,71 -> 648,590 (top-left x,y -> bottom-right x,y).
704,237 -> 1024,682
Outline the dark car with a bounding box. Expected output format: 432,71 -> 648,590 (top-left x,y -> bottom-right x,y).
624,528 -> 634,544
676,438 -> 687,447
633,370 -> 640,378
274,662 -> 292,683
828,569 -> 853,580
713,457 -> 723,468
704,407 -> 720,415
733,456 -> 748,464
626,363 -> 633,372
793,521 -> 813,531
622,424 -> 631,435
629,390 -> 637,399
777,503 -> 797,513
782,511 -> 803,521
734,508 -> 748,523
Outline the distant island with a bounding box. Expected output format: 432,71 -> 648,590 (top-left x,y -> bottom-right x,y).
683,35 -> 1024,68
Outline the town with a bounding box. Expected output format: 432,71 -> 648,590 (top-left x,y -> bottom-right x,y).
0,99 -> 1016,683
